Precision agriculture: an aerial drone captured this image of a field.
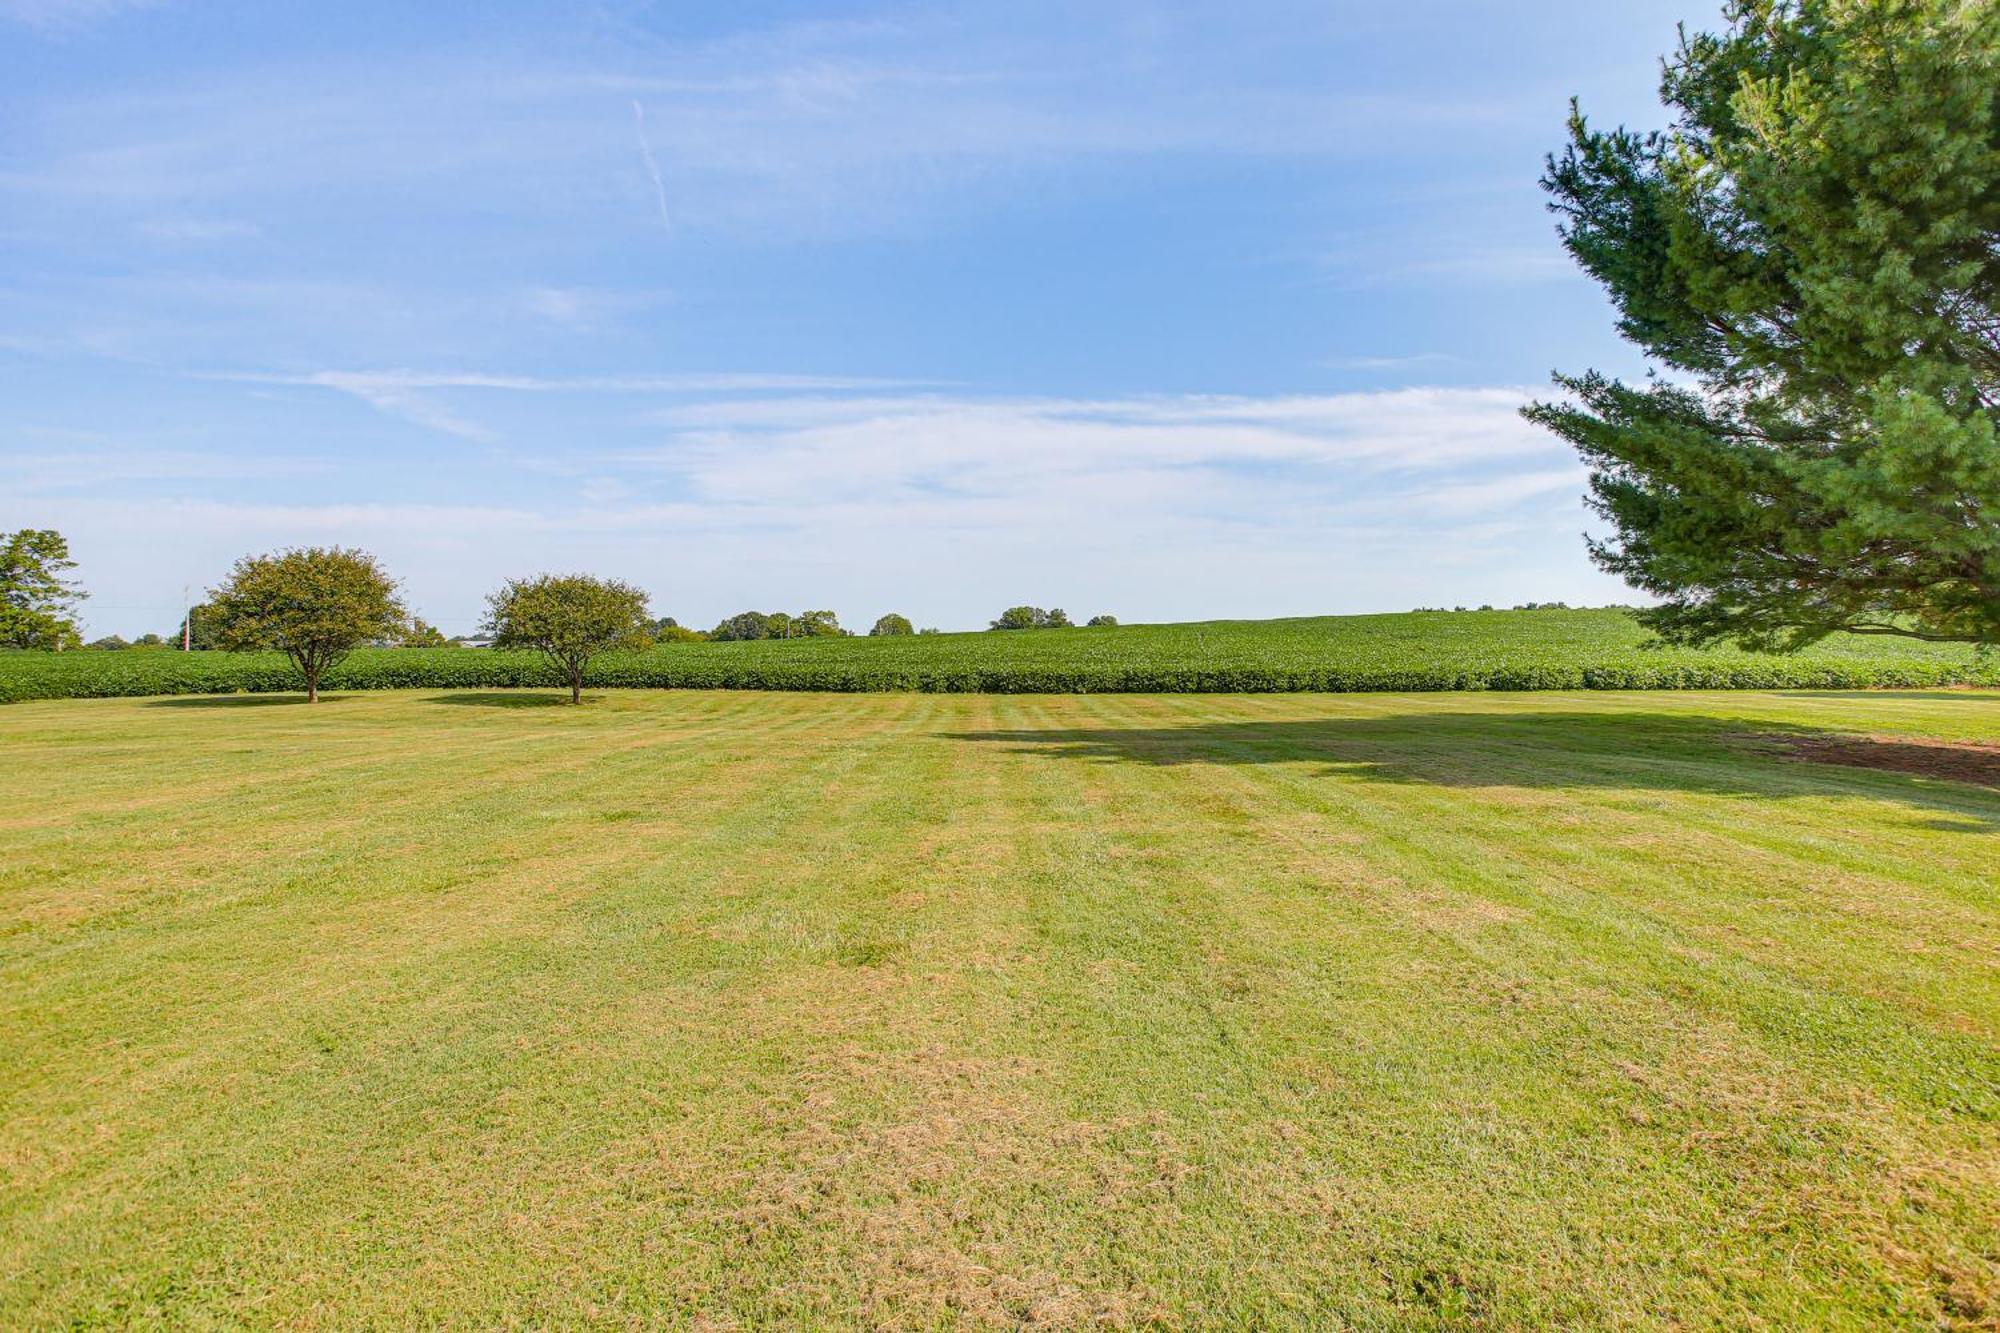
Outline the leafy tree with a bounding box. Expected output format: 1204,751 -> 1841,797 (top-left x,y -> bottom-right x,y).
208,547 -> 406,701
794,609 -> 846,637
87,634 -> 130,651
712,608 -> 846,640
1085,614 -> 1119,627
0,529 -> 85,651
169,602 -> 220,650
870,613 -> 915,636
486,574 -> 652,704
711,611 -> 773,642
991,605 -> 1073,630
648,614 -> 709,641
1527,0 -> 2000,649
399,617 -> 449,648
131,633 -> 169,650
991,606 -> 1039,630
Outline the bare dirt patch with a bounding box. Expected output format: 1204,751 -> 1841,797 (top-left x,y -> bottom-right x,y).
1769,734 -> 2000,788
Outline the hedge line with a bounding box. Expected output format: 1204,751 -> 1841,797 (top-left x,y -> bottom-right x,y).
3,645 -> 1994,703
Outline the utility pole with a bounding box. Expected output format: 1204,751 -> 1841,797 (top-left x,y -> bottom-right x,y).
182,584 -> 191,651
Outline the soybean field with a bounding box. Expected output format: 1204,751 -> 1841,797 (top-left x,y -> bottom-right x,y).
4,608 -> 1995,701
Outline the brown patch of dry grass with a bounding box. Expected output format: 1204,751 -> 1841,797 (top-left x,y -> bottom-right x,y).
1771,732 -> 2000,787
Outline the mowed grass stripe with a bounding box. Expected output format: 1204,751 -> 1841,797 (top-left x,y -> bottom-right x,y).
1115,695 -> 1998,1101
0,690 -> 1994,1326
975,696 -> 1997,1323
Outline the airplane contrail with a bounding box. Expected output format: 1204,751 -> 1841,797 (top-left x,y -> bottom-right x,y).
631,100 -> 672,234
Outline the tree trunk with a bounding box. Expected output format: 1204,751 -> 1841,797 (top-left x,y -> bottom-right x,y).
570,665 -> 582,705
306,668 -> 319,704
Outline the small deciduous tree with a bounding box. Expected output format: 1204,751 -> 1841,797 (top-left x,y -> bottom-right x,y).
870,613 -> 914,636
0,528 -> 85,651
486,574 -> 652,704
1085,614 -> 1118,627
208,547 -> 406,701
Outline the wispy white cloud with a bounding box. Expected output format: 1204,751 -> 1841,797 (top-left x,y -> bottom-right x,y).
617,387 -> 1566,511
629,100 -> 673,234
0,12 -> 1535,241
227,369 -> 928,394
211,368 -> 936,437
301,376 -> 498,442
1323,352 -> 1459,372
12,381 -> 1612,634
520,285 -> 670,329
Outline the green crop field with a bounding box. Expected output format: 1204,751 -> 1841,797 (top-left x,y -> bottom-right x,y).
6,608 -> 1997,701
3,687 -> 1996,1327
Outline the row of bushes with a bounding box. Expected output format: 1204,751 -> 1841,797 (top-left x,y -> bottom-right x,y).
3,645 -> 1991,703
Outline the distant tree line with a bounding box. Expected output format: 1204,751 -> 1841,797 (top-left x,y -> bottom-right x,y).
987,607 -> 1118,630
5,536 -> 1146,703
709,609 -> 850,641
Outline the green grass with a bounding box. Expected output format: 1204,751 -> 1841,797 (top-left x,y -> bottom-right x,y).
3,688 -> 1996,1326
8,608 -> 1998,701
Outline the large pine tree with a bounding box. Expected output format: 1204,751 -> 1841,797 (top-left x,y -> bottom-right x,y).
1528,0 -> 1999,648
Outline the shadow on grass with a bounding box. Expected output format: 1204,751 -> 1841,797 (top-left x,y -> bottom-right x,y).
145,694 -> 346,708
1781,690 -> 2000,702
943,711 -> 2000,828
427,692 -> 584,708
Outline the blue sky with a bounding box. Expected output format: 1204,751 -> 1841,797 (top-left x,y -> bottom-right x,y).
2,0 -> 1707,636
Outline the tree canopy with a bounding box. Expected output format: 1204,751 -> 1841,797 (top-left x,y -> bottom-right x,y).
208,547 -> 406,701
793,609 -> 847,638
712,609 -> 848,640
712,611 -> 773,642
486,574 -> 652,703
990,606 -> 1072,630
1527,0 -> 1999,649
399,618 -> 449,648
171,601 -> 221,651
869,613 -> 914,636
0,529 -> 85,651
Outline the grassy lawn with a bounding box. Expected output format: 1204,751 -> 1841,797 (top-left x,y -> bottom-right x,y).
3,689 -> 1996,1327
